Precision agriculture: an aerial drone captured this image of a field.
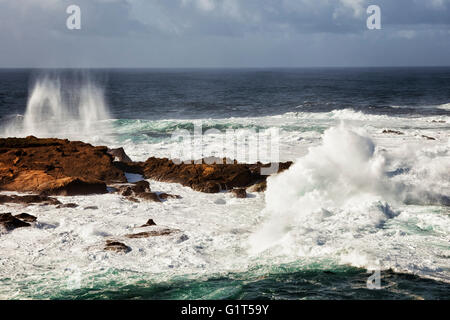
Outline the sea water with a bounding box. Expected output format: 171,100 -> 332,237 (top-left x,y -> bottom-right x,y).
0,68 -> 449,299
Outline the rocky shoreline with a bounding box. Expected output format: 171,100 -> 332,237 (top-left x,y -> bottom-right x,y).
0,136 -> 292,251
0,136 -> 291,197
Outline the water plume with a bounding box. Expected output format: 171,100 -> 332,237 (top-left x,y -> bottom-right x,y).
1,72 -> 111,142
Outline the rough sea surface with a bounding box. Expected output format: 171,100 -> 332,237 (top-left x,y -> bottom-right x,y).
0,68 -> 449,299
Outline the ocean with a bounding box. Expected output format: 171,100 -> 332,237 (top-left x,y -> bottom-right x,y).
0,68 -> 449,299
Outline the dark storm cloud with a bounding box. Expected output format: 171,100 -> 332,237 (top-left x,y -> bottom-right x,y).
0,0 -> 449,67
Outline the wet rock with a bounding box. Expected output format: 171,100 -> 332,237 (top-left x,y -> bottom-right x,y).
176,234 -> 189,243
131,180 -> 151,193
382,129 -> 404,135
114,180 -> 151,197
0,194 -> 61,206
125,228 -> 178,239
137,157 -> 292,194
231,188 -> 247,198
0,213 -> 30,231
107,147 -> 132,163
158,193 -> 182,200
56,203 -> 79,209
138,192 -> 161,202
84,206 -> 98,210
104,240 -> 131,253
0,136 -> 126,195
140,219 -> 157,227
38,177 -> 107,196
247,181 -> 267,193
14,213 -> 37,223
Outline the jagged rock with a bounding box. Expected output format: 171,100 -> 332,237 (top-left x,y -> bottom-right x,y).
125,228 -> 178,239
0,194 -> 61,206
140,219 -> 157,227
115,180 -> 151,197
137,157 -> 292,194
14,213 -> 37,223
0,136 -> 126,195
247,181 -> 267,193
231,188 -> 247,198
104,240 -> 131,253
0,213 -> 30,231
107,147 -> 132,163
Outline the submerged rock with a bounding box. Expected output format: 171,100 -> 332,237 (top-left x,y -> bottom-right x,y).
125,228 -> 178,239
246,181 -> 267,193
56,203 -> 79,209
158,193 -> 182,200
138,192 -> 161,202
104,240 -> 131,253
421,135 -> 436,141
382,129 -> 404,135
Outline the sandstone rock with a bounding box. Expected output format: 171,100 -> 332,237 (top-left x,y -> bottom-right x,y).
231,188 -> 247,198
0,213 -> 30,231
104,240 -> 131,253
137,157 -> 292,194
39,177 -> 107,196
14,213 -> 37,223
0,194 -> 61,206
0,136 -> 126,195
107,147 -> 132,163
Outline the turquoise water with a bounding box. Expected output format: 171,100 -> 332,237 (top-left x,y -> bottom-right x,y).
25,267 -> 450,300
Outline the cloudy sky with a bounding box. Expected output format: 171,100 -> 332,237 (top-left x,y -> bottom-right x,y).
0,0 -> 449,67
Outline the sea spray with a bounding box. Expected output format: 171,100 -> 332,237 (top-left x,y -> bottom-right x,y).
2,72 -> 111,141
249,123 -> 450,276
249,125 -> 401,256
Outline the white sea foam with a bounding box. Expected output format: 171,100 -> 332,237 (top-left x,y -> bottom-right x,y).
249,124 -> 450,281
1,82 -> 449,297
